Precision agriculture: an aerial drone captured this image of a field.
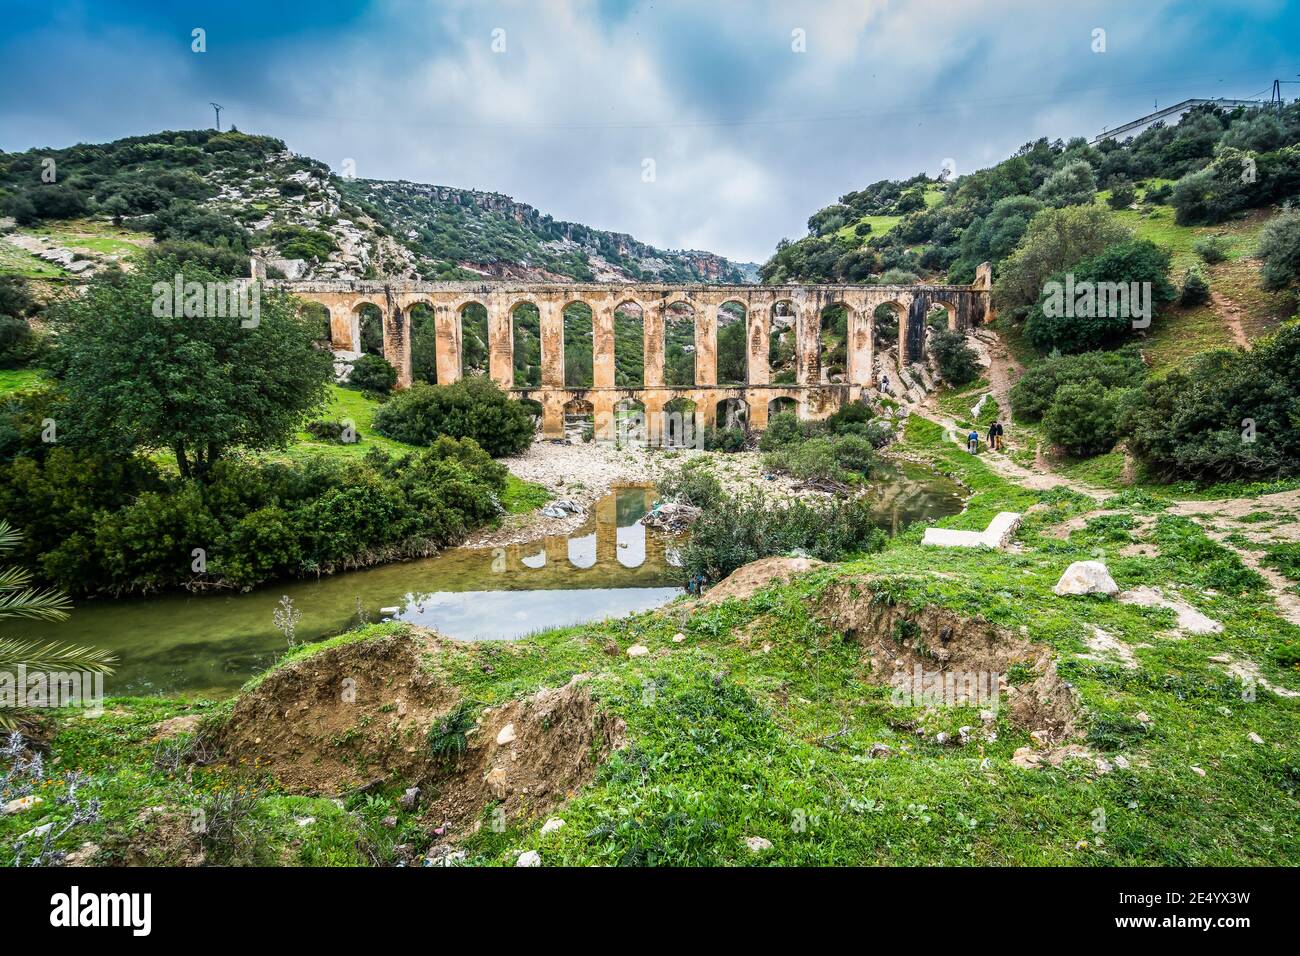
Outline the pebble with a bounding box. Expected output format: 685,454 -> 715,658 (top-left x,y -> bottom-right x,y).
516,850 -> 542,867
627,644 -> 649,658
496,723 -> 517,745
540,818 -> 565,836
744,836 -> 772,853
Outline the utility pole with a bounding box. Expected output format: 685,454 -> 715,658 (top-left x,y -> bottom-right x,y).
210,102 -> 224,130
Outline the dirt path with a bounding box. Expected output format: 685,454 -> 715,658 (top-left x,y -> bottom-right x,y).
1210,290 -> 1251,350
973,328 -> 1022,426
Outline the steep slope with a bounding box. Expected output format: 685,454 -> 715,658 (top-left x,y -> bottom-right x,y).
343,178 -> 759,283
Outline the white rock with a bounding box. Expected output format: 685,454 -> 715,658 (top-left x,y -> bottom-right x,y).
922,512 -> 1022,550
1114,755 -> 1130,769
672,633 -> 686,643
1190,765 -> 1206,777
627,644 -> 650,658
1248,732 -> 1264,744
516,850 -> 542,867
495,723 -> 517,746
744,836 -> 772,853
2,795 -> 43,815
295,816 -> 316,827
1053,560 -> 1119,597
540,818 -> 565,836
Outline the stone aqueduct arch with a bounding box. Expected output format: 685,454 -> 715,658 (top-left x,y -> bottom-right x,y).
276,265 -> 992,439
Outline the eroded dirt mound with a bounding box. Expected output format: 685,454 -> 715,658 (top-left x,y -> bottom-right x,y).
217,629 -> 623,833
423,675 -> 626,831
219,630 -> 458,795
817,581 -> 1079,741
699,556 -> 825,605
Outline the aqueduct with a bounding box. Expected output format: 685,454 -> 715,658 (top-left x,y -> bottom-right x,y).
274,265 -> 991,439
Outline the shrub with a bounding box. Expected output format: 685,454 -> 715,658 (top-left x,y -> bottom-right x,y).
703,425 -> 746,453
657,460 -> 725,509
0,317 -> 42,369
680,492 -> 887,584
758,411 -> 804,451
1193,236 -> 1229,264
825,401 -> 874,434
305,420 -> 358,444
1042,381 -> 1130,457
1125,320 -> 1300,482
928,328 -> 980,385
1256,209 -> 1300,293
1179,268 -> 1211,307
372,377 -> 534,457
1107,181 -> 1137,210
1024,240 -> 1175,353
347,354 -> 398,394
1010,347 -> 1147,421
764,434 -> 877,484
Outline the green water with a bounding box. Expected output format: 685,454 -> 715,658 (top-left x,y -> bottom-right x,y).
25,467 -> 962,697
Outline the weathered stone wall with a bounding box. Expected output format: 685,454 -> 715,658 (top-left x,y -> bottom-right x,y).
275,277 -> 990,437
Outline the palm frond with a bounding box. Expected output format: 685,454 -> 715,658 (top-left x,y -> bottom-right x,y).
0,564 -> 34,591
0,519 -> 21,558
0,638 -> 118,674
0,586 -> 72,621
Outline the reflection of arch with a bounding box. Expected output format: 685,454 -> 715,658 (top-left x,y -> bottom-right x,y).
616,519 -> 646,569
715,396 -> 748,430
520,546 -> 546,569
562,300 -> 594,388
717,300 -> 747,386
568,533 -> 596,569
614,301 -> 646,388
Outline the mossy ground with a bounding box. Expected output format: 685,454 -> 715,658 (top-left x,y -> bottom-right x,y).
6,415 -> 1296,867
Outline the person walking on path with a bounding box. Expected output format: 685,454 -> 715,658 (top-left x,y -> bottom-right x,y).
987,419 -> 1004,451
968,429 -> 979,454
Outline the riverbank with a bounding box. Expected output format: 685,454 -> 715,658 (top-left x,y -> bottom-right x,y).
7,413 -> 1296,867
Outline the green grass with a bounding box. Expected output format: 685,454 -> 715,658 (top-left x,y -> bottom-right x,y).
24,219 -> 152,259
0,238 -> 65,279
0,368 -> 45,396
14,412 -> 1296,866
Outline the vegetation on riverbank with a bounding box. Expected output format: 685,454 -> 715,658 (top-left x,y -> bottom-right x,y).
7,414 -> 1295,867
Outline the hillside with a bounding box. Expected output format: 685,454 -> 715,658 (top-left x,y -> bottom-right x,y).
344,178 -> 759,283
0,129 -> 756,285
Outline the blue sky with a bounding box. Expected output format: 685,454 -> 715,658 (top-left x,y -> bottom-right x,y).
1,0 -> 1296,262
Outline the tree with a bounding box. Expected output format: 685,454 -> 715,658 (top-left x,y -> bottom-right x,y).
1256,209 -> 1300,293
1036,160 -> 1097,208
347,354 -> 398,393
928,329 -> 980,385
1024,239 -> 1175,353
1042,381 -> 1129,457
372,377 -> 534,457
51,259 -> 332,478
992,206 -> 1131,320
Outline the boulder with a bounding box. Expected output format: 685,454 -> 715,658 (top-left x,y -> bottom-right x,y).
516,850 -> 542,867
1053,560 -> 1119,597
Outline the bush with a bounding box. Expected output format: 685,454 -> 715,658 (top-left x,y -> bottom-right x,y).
758,411 -> 806,451
764,434 -> 876,484
1256,209 -> 1300,293
1179,268 -> 1211,307
1126,320 -> 1300,482
347,354 -> 398,394
657,460 -> 725,509
928,328 -> 980,385
1042,381 -> 1131,457
1024,239 -> 1175,353
703,425 -> 746,453
0,317 -> 42,369
305,420 -> 358,444
372,377 -> 534,457
680,492 -> 887,584
1193,236 -> 1229,264
1010,347 -> 1147,421
1107,181 -> 1137,210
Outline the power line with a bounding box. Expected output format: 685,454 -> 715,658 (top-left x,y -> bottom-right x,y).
210,102 -> 224,131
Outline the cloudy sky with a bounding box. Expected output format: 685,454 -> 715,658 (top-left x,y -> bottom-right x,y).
1,0 -> 1295,263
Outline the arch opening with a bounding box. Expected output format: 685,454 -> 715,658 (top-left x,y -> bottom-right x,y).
614,302 -> 645,387
563,397 -> 594,443
459,302 -> 488,378
614,398 -> 647,448
511,302 -> 541,388
663,396 -> 697,448
409,302 -> 437,384
715,397 -> 748,432
664,301 -> 696,388
717,300 -> 747,386
767,396 -> 798,421
768,300 -> 797,385
563,301 -> 594,388
819,303 -> 849,384
356,303 -> 384,356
